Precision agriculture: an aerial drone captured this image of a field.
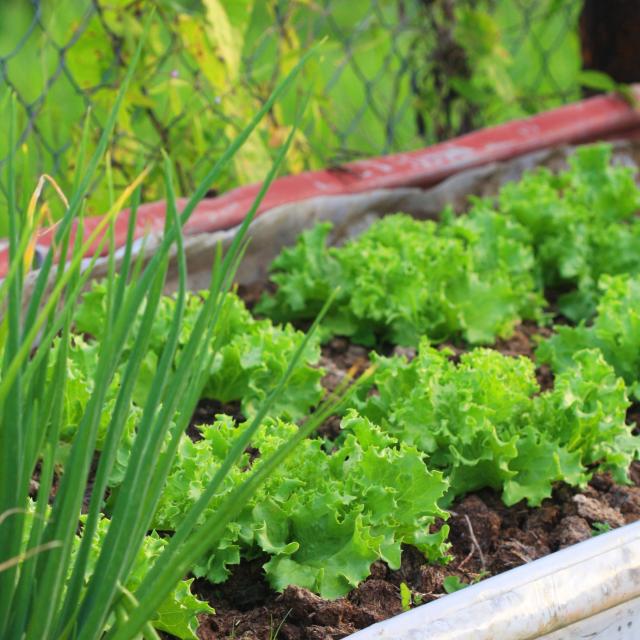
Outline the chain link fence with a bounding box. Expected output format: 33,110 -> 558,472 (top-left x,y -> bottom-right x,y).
0,0 -> 584,230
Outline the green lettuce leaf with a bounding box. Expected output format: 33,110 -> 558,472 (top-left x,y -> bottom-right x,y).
74,283 -> 324,421
150,413 -> 449,598
357,340 -> 635,506
257,210 -> 543,347
538,274 -> 640,398
499,144 -> 640,320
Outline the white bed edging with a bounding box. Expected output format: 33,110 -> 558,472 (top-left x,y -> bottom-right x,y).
345,521 -> 640,640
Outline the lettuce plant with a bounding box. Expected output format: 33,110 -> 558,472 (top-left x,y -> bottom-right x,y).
498,143 -> 640,320
74,284 -> 323,420
355,341 -> 635,506
537,274 -> 640,398
259,143 -> 640,340
51,287 -> 322,487
149,411 -> 449,599
258,209 -> 543,346
46,336 -> 142,486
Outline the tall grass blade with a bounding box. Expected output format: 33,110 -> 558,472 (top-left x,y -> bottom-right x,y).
1,32 -> 317,640
0,92 -> 24,633
111,367 -> 372,640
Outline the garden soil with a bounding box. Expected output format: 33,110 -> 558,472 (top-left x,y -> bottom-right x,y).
183,325 -> 640,640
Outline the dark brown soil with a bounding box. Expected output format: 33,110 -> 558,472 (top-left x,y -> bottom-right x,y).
237,282 -> 277,311
492,321 -> 552,359
188,398 -> 246,441
627,403 -> 640,436
492,322 -> 554,390
30,452 -> 107,515
317,338 -> 371,440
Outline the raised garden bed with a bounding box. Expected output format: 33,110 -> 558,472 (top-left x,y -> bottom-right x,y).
52,140 -> 640,639
11,84 -> 640,639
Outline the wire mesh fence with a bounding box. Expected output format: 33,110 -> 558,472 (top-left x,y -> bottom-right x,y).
0,0 -> 585,230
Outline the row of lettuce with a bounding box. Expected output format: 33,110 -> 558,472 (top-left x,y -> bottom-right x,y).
259,143 -> 640,342
56,143 -> 640,636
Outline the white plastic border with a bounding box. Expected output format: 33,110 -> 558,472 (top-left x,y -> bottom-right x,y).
345,521 -> 640,640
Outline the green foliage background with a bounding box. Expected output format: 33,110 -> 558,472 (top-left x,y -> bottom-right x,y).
0,0 -> 586,234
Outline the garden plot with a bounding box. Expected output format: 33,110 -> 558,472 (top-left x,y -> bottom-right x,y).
50,143 -> 640,639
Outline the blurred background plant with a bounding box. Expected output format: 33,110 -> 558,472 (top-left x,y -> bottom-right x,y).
0,0 -> 626,234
